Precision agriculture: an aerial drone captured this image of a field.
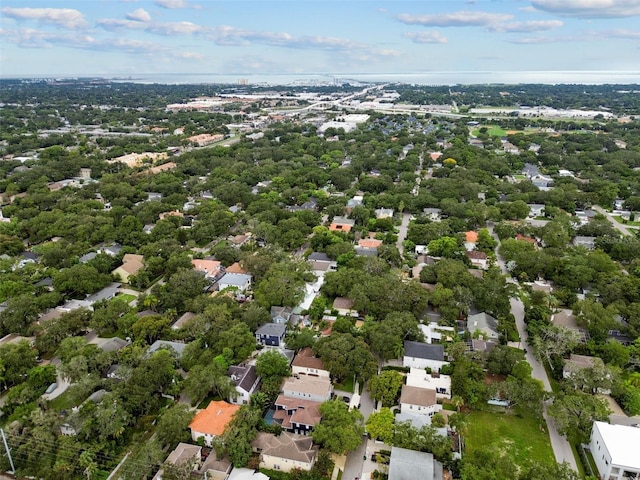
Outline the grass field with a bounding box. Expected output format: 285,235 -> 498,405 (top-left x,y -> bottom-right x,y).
612,215 -> 640,226
116,293 -> 136,303
472,126 -> 509,137
464,409 -> 555,469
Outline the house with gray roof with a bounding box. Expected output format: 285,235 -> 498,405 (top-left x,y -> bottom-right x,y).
146,340 -> 187,359
218,273 -> 252,292
388,447 -> 443,480
256,323 -> 286,347
403,341 -> 448,372
467,312 -> 500,340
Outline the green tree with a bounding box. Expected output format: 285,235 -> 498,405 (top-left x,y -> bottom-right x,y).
367,370 -> 404,408
366,407 -> 395,444
52,264 -> 111,296
255,349 -> 290,401
314,333 -> 377,383
313,400 -> 364,455
548,391 -> 611,443
156,403 -> 194,450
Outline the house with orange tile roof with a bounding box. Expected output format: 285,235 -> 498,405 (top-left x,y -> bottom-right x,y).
329,217 -> 355,232
464,231 -> 478,251
358,238 -> 383,249
189,401 -> 240,447
192,259 -> 223,279
225,262 -> 248,274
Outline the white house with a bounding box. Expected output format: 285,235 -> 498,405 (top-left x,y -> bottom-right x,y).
282,375 -> 332,403
218,273 -> 252,292
399,385 -> 442,417
589,421 -> 640,480
403,341 -> 449,372
406,368 -> 452,399
419,322 -> 455,344
291,347 -> 330,378
228,365 -> 261,405
527,204 -> 545,218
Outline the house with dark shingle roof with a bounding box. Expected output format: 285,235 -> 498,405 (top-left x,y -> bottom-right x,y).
255,323 -> 286,347
403,341 -> 448,372
228,365 -> 261,405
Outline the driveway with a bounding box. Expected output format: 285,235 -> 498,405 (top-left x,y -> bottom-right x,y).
341,385 -> 376,480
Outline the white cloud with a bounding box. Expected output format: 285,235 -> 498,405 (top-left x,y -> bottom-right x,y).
488,20 -> 563,32
154,0 -> 198,9
0,27 -> 93,48
603,28 -> 640,39
126,8 -> 151,22
403,31 -> 448,44
148,21 -> 204,35
530,0 -> 640,18
396,11 -> 513,27
0,7 -> 87,29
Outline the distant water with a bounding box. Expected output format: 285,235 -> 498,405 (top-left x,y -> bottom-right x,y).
106,71 -> 640,85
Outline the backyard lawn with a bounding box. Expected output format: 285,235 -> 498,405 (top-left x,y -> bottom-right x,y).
464,409 -> 555,469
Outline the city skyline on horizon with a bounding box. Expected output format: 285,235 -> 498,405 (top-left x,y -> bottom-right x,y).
1,1 -> 639,82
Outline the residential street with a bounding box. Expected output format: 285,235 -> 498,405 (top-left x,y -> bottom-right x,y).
592,205 -> 638,237
396,212 -> 411,255
342,385 -> 376,480
493,226 -> 579,471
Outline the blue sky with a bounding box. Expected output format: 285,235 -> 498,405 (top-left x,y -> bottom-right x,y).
1,0 -> 639,81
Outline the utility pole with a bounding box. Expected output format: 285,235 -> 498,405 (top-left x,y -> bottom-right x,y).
0,428 -> 15,474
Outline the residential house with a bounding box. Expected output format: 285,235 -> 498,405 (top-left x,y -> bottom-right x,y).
329,217 -> 355,232
251,431 -> 318,473
573,236 -> 597,250
406,367 -> 452,399
464,231 -> 478,251
79,251 -> 97,263
218,273 -> 252,292
152,443 -> 201,480
358,238 -> 383,250
192,259 -> 223,279
271,306 -> 293,325
308,252 -> 337,274
228,365 -> 261,405
388,447 -> 444,480
423,208 -> 442,222
172,312 -> 196,330
467,312 -> 500,340
229,233 -> 251,248
60,390 -> 107,436
563,354 -> 610,394
466,250 -> 488,270
112,254 -> 144,283
332,297 -> 358,317
516,234 -> 537,246
91,336 -> 131,353
291,347 -> 330,378
227,468 -> 269,480
419,322 -> 455,344
574,209 -> 597,226
589,421 -> 640,480
256,323 -> 286,347
346,195 -> 364,211
85,282 -> 121,304
399,385 -> 442,417
527,204 -> 545,218
273,396 -> 322,435
403,341 -> 448,372
189,401 -> 240,447
375,208 -> 394,219
146,340 -> 187,360
282,375 -> 332,403
188,133 -> 224,147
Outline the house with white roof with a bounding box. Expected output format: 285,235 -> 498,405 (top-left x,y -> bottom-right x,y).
589,421 -> 640,480
406,367 -> 451,399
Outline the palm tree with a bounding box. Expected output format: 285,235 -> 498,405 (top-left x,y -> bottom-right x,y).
451,395 -> 465,413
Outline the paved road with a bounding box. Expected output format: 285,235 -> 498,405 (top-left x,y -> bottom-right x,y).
592,205 -> 638,237
492,226 -> 578,470
396,212 -> 411,255
342,385 -> 376,480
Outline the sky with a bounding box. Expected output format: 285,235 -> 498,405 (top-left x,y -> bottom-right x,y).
1,0 -> 639,83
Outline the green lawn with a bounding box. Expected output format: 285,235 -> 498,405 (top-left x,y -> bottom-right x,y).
472,126 -> 509,137
612,215 -> 640,226
334,376 -> 355,394
116,293 -> 136,303
464,409 -> 555,469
